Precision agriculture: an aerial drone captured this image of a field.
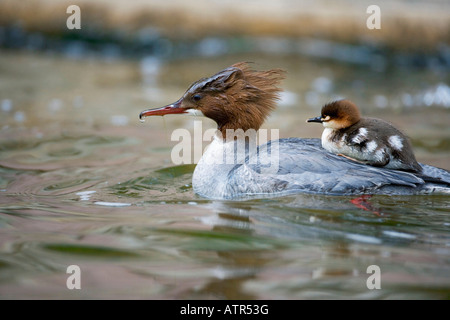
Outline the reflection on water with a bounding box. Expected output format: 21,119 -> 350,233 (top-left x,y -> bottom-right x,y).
0,50 -> 449,299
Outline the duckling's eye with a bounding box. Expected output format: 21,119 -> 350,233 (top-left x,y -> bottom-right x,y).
192,94 -> 202,102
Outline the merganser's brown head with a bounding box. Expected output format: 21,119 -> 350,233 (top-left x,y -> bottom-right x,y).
139,62 -> 285,136
307,99 -> 361,129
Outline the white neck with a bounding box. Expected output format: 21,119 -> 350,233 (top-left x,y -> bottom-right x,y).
192,131 -> 262,197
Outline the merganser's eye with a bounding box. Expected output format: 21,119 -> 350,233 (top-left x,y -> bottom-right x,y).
192,94 -> 202,102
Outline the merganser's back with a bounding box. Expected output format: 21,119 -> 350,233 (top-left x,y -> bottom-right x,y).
139,62 -> 450,199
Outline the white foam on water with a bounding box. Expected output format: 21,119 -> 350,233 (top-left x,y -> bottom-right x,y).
383,230 -> 416,239
94,201 -> 131,207
346,233 -> 382,244
76,190 -> 96,201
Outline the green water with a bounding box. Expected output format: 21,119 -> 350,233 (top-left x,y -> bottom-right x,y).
0,51 -> 449,299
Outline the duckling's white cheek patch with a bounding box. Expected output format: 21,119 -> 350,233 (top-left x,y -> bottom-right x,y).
322,119 -> 335,128
186,109 -> 205,117
388,135 -> 403,151
352,128 -> 368,144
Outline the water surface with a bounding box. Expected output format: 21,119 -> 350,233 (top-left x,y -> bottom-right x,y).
0,50 -> 449,299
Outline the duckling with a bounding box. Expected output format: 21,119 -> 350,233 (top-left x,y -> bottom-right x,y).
307,99 -> 422,173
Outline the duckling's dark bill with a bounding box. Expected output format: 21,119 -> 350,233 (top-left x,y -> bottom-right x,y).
307,116 -> 323,123
139,100 -> 186,119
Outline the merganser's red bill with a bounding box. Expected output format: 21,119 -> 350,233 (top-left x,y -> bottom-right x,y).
139,99 -> 185,119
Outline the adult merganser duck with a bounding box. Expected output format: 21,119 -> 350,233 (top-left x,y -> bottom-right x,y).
139,62 -> 450,199
307,99 -> 422,173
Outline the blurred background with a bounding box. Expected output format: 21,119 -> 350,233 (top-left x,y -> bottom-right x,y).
0,0 -> 449,300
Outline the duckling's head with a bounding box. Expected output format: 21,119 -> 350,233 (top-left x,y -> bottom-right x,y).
307,99 -> 361,129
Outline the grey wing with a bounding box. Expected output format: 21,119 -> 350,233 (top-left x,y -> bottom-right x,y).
419,163 -> 450,185
233,138 -> 425,196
